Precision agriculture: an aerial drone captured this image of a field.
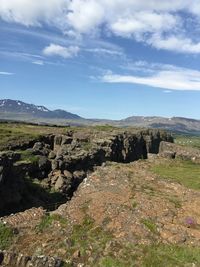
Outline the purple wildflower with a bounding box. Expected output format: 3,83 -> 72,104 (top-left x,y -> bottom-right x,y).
185,217 -> 197,228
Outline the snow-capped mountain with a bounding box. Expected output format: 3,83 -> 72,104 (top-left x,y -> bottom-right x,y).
0,99 -> 200,134
0,99 -> 82,120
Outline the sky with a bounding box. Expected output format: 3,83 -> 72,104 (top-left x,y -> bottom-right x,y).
0,0 -> 200,119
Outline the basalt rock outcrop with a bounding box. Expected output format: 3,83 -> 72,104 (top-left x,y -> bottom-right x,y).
159,141 -> 200,162
0,250 -> 63,267
0,128 -> 173,216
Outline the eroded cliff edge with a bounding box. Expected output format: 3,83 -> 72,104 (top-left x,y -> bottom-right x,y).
0,128 -> 173,216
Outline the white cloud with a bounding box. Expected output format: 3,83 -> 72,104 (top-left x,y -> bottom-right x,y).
32,60 -> 44,65
102,64 -> 200,91
0,50 -> 46,64
0,71 -> 14,75
1,0 -> 200,54
66,1 -> 104,34
110,12 -> 179,38
148,34 -> 200,54
85,48 -> 124,56
163,90 -> 172,93
43,44 -> 80,58
0,0 -> 68,27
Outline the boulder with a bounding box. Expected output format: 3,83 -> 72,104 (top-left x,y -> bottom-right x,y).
49,170 -> 73,193
48,151 -> 56,160
55,175 -> 65,191
159,141 -> 200,161
33,142 -> 44,151
63,170 -> 73,179
73,170 -> 86,182
160,151 -> 176,159
51,160 -> 59,171
38,156 -> 51,172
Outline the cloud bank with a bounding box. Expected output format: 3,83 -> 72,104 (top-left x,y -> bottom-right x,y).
102,63 -> 200,91
0,0 -> 68,27
1,0 -> 200,53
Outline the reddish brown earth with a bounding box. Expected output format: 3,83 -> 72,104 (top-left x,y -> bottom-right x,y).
56,157 -> 200,246
6,156 -> 200,266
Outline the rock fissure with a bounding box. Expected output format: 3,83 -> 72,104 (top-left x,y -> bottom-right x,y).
0,129 -> 173,216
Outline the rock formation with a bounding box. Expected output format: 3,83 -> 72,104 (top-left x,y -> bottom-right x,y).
0,128 -> 173,216
0,250 -> 63,267
159,141 -> 200,162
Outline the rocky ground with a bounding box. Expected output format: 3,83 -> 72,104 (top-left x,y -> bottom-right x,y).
1,155 -> 200,266
0,123 -> 200,266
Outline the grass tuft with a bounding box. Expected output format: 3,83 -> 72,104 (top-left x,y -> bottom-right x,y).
141,218 -> 158,234
36,214 -> 67,233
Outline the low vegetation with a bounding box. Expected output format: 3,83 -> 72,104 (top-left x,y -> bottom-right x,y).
82,242 -> 200,266
18,149 -> 39,163
0,122 -> 69,150
93,125 -> 117,131
174,134 -> 200,149
151,159 -> 200,190
140,244 -> 200,267
36,214 -> 68,233
65,215 -> 113,263
0,222 -> 14,250
0,125 -> 38,150
141,218 -> 158,234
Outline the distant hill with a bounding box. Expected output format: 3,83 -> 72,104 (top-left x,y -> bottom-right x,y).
120,116 -> 200,134
0,99 -> 200,134
0,99 -> 82,120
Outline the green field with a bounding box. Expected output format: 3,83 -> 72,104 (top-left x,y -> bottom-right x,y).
0,122 -> 70,150
152,159 -> 200,190
174,134 -> 200,149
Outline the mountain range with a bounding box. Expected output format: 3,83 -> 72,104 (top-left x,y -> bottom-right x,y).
0,99 -> 200,134
0,99 -> 81,120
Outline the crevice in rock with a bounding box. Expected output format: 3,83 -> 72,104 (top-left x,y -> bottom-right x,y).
0,129 -> 173,216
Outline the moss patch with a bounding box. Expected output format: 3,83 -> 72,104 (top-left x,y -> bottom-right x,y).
18,150 -> 39,164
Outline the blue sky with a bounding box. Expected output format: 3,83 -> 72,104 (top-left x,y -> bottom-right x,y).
0,0 -> 200,119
